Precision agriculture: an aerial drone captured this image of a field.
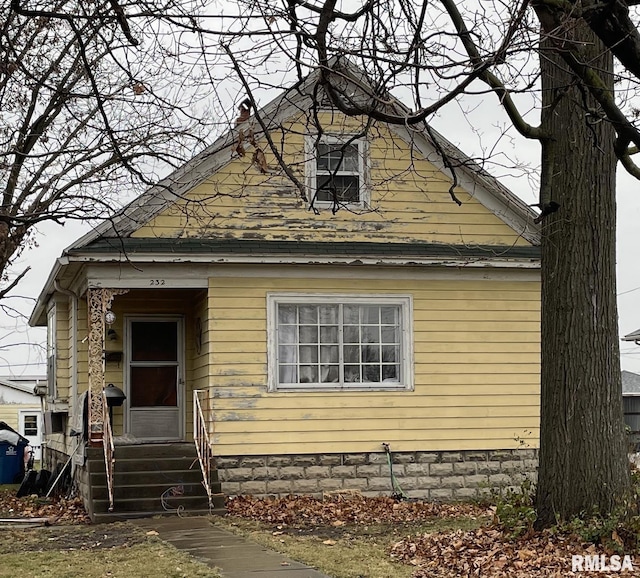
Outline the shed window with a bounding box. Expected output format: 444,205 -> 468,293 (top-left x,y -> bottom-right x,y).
268,295 -> 412,391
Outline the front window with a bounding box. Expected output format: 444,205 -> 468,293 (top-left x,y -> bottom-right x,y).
268,295 -> 412,391
307,136 -> 368,206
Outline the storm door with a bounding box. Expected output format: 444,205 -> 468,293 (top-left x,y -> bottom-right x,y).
126,317 -> 184,440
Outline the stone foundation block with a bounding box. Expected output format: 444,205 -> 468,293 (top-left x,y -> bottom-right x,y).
441,452 -> 463,463
430,488 -> 453,500
267,480 -> 293,494
305,466 -> 331,479
453,462 -> 477,475
430,463 -> 453,476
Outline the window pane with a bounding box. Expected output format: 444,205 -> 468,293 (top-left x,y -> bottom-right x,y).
363,365 -> 381,382
320,325 -> 338,343
343,326 -> 359,343
299,326 -> 318,343
343,306 -> 359,324
344,345 -> 360,363
278,305 -> 297,324
299,345 -> 318,363
279,325 -> 297,344
362,326 -> 379,343
362,345 -> 380,363
131,322 -> 177,362
24,415 -> 38,436
382,345 -> 399,362
299,306 -> 317,324
319,306 -> 338,324
344,365 -> 361,382
320,345 -> 339,363
280,365 -> 298,383
361,306 -> 379,324
279,345 -> 297,363
317,143 -> 358,172
381,326 -> 398,343
130,366 -> 177,407
300,365 -> 318,383
317,176 -> 359,203
380,307 -> 398,324
382,365 -> 399,381
321,365 -> 339,383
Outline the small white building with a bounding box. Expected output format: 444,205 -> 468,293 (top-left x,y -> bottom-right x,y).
0,376 -> 45,460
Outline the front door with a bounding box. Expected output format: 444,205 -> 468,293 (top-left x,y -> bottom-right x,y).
126,317 -> 184,440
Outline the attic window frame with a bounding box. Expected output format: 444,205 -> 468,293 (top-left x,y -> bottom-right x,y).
305,134 -> 369,208
267,293 -> 414,393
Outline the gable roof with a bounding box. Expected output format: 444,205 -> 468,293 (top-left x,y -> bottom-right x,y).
68,60 -> 540,252
623,328 -> 640,343
0,375 -> 45,396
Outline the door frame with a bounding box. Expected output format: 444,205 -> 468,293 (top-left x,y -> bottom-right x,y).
123,314 -> 186,441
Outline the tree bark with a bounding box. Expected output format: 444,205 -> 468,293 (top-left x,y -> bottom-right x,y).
535,18 -> 631,527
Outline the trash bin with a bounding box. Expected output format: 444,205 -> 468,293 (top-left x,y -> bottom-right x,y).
0,422 -> 29,484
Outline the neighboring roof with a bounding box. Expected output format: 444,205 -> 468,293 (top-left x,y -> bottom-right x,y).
73,238 -> 541,261
623,328 -> 640,343
65,59 -> 540,253
623,370 -> 640,396
0,375 -> 45,396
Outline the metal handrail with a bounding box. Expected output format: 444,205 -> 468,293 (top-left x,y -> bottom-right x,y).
102,390 -> 115,512
193,389 -> 214,510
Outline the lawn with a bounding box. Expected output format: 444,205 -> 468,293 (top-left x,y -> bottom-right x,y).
0,488 -> 220,578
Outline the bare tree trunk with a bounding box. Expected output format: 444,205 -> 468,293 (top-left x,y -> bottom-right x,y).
535,20 -> 631,527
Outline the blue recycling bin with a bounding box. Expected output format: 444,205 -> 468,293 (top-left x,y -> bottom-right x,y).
0,422 -> 29,485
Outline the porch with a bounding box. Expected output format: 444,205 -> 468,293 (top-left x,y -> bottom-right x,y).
71,287 -> 223,521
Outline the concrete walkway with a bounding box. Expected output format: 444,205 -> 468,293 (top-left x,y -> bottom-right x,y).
133,516 -> 333,578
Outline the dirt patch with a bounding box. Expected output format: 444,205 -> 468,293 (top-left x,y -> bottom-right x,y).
0,522 -> 149,552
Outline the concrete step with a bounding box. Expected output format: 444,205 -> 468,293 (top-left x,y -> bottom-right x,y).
91,481 -> 211,500
86,443 -> 199,460
84,442 -> 226,521
93,507 -> 226,524
90,468 -> 208,487
92,493 -> 225,514
88,456 -> 202,474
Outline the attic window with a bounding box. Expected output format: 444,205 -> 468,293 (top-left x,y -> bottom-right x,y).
307,136 -> 368,207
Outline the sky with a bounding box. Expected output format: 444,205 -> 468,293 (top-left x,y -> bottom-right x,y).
2,92 -> 640,378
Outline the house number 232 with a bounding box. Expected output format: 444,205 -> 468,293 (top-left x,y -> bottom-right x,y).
149,279 -> 166,286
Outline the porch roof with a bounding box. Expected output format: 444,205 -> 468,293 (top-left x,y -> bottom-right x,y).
70,238 -> 541,261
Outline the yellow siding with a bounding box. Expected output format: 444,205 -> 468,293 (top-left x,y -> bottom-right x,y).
54,298 -> 71,401
207,273 -> 540,455
0,404 -> 39,430
133,115 -> 528,246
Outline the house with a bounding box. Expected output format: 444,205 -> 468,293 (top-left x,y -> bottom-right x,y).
29,62 -> 541,520
0,375 -> 45,461
622,370 -> 640,446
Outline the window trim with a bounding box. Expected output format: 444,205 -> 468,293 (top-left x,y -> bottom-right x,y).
305,135 -> 370,208
267,293 -> 413,392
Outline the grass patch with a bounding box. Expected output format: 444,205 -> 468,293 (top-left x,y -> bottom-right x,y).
214,515 -> 487,578
0,522 -> 221,578
0,541 -> 220,578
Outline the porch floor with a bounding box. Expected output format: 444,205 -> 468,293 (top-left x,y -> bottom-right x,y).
133,516 -> 332,578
